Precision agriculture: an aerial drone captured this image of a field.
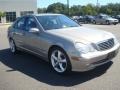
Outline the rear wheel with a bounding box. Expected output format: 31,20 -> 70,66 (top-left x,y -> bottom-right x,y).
49,47 -> 71,74
93,20 -> 96,24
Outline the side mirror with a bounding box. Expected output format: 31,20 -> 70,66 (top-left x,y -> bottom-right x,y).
29,28 -> 39,34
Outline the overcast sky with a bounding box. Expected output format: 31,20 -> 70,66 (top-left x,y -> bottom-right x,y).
37,0 -> 120,8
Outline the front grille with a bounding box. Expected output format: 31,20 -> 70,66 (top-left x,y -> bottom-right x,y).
97,38 -> 114,51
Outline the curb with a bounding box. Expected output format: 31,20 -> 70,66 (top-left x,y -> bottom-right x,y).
0,23 -> 12,26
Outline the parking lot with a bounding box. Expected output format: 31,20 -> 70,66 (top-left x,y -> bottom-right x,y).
0,24 -> 120,90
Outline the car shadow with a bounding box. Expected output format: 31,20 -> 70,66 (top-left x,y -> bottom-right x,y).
0,48 -> 113,87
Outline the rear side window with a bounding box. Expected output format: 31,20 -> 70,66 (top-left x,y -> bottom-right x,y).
14,17 -> 26,30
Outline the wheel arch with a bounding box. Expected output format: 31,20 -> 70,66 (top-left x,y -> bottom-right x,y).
48,45 -> 66,59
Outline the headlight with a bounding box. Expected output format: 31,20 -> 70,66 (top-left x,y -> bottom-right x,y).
75,43 -> 95,54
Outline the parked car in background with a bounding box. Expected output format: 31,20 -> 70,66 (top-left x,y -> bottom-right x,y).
92,14 -> 119,25
84,15 -> 95,23
114,15 -> 120,23
77,16 -> 85,24
72,16 -> 85,24
8,14 -> 120,74
72,16 -> 79,22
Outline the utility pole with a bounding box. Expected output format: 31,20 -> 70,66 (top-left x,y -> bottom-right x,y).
67,0 -> 70,16
96,0 -> 99,14
97,0 -> 99,6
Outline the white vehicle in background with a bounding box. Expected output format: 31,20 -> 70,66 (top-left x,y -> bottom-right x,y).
93,14 -> 119,25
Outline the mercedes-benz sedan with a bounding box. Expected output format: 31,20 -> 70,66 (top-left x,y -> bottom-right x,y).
8,14 -> 120,74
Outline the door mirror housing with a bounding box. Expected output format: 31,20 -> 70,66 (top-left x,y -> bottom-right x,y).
29,28 -> 39,34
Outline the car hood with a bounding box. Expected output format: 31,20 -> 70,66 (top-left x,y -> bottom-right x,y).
47,27 -> 114,44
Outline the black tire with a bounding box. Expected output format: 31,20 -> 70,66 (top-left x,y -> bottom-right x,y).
106,21 -> 110,25
49,47 -> 72,75
93,20 -> 96,24
9,39 -> 19,54
113,23 -> 117,25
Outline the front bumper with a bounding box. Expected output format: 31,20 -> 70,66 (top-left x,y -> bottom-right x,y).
70,43 -> 120,72
109,20 -> 119,24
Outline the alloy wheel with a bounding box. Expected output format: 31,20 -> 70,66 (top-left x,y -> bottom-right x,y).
10,40 -> 16,53
51,50 -> 67,73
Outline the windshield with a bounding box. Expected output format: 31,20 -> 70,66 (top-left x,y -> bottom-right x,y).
37,15 -> 80,30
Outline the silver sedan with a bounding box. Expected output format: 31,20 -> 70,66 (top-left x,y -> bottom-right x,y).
8,14 -> 120,74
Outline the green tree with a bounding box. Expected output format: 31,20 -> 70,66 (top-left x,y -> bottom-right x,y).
70,5 -> 82,16
107,3 -> 120,15
38,2 -> 120,16
0,11 -> 5,23
99,3 -> 120,15
82,4 -> 97,15
70,4 -> 97,16
46,3 -> 68,15
37,8 -> 47,13
0,12 -> 5,17
0,11 -> 2,17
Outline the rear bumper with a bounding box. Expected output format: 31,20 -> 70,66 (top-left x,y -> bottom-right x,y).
70,43 -> 120,72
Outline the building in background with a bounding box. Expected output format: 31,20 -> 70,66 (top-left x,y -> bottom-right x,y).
0,0 -> 37,23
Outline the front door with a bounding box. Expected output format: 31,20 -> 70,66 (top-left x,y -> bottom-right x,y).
23,17 -> 46,57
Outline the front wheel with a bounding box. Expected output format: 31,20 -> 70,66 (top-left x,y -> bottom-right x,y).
49,47 -> 71,74
113,23 -> 117,25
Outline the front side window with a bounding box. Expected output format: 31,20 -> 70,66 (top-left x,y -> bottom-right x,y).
37,15 -> 79,30
26,17 -> 37,31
